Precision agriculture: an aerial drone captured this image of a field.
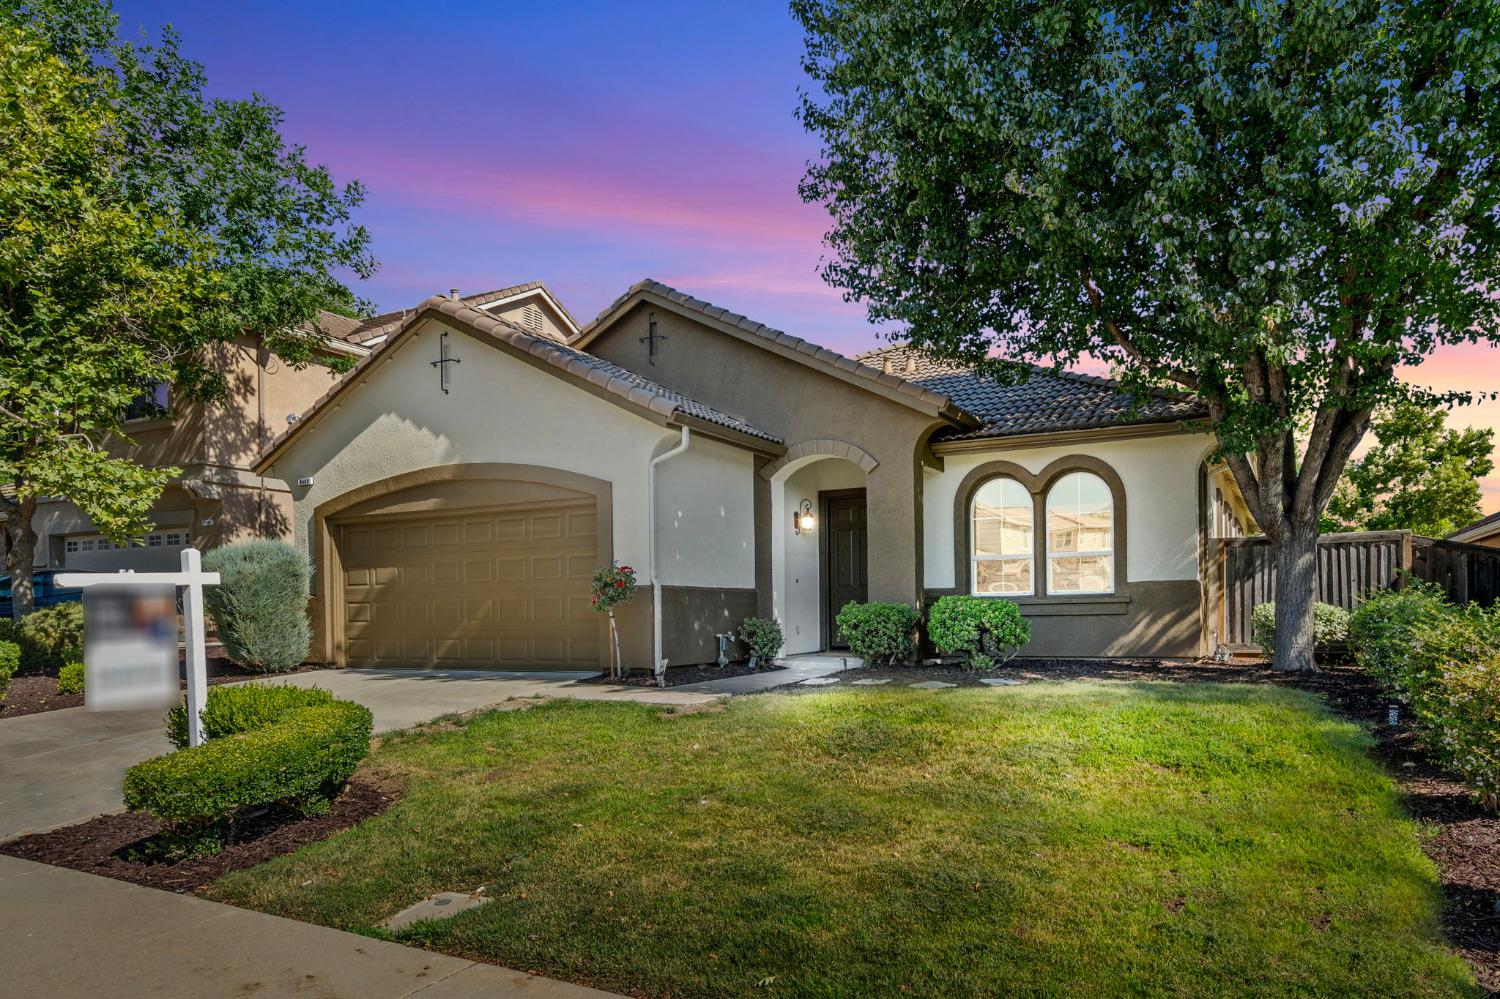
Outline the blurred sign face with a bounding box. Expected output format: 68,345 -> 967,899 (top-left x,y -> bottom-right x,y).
84,586 -> 178,711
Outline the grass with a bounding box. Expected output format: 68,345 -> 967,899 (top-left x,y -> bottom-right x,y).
207,683 -> 1477,998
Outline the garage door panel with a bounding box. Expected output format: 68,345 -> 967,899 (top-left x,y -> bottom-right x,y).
340,499 -> 598,669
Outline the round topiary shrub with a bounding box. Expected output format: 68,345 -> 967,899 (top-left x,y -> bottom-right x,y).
834,601 -> 920,666
927,595 -> 1031,668
203,540 -> 312,673
1250,601 -> 1351,660
738,616 -> 784,667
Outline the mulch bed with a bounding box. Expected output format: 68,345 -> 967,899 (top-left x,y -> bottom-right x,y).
0,657 -> 331,719
0,778 -> 395,894
801,657 -> 1500,995
578,660 -> 787,688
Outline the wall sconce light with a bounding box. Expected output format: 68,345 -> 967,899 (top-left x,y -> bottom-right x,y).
794,498 -> 816,534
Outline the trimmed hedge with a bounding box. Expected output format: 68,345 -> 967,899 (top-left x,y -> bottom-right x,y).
166,682 -> 335,749
0,640 -> 18,700
19,602 -> 83,672
125,693 -> 371,832
1349,584 -> 1500,808
203,540 -> 312,673
1250,601 -> 1350,659
56,660 -> 84,695
834,601 -> 920,665
928,595 -> 1031,668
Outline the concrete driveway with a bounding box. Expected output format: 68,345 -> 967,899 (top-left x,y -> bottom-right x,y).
0,668 -> 721,840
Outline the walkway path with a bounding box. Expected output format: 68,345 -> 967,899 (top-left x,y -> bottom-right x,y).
674,653 -> 855,694
0,854 -> 622,998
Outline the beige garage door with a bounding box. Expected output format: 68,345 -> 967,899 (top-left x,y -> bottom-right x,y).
338,501 -> 599,669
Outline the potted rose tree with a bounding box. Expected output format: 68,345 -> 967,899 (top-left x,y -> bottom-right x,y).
589,563 -> 637,680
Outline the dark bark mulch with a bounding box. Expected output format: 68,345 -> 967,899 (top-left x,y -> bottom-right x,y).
578,660 -> 787,688
806,657 -> 1500,994
0,778 -> 395,895
0,658 -> 332,719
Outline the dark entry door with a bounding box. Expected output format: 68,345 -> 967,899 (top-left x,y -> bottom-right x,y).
824,490 -> 868,648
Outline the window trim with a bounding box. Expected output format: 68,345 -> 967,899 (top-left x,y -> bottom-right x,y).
1043,470 -> 1116,596
952,455 -> 1128,600
969,475 -> 1035,597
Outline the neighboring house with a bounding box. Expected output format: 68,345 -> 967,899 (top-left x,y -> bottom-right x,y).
256,279 -> 1257,672
1449,510 -> 1500,548
23,320 -> 366,572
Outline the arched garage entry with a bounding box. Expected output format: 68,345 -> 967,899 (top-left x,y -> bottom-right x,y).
313,463 -> 613,670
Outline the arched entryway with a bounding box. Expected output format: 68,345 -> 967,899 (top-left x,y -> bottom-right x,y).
765,443 -> 876,655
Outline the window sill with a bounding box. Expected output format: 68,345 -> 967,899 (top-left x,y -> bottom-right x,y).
122,415 -> 173,432
1008,594 -> 1131,617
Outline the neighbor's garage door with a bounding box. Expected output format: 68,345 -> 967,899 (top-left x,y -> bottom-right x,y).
338,501 -> 599,669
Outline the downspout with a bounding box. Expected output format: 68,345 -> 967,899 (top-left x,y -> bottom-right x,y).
648,426 -> 692,680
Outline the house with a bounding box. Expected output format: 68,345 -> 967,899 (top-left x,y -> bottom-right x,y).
255,279 -> 1256,672
1449,511 -> 1500,549
23,321 -> 366,572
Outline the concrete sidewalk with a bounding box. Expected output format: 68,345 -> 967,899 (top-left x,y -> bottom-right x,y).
0,854 -> 623,998
674,653 -> 857,694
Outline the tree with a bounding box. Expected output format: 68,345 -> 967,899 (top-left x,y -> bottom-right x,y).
794,0 -> 1500,669
0,1 -> 374,618
1322,401 -> 1495,538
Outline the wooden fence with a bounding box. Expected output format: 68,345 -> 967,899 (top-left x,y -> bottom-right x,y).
1214,530 -> 1500,647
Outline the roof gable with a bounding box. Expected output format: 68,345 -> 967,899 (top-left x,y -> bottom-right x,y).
344,281 -> 579,348
574,279 -> 979,427
255,297 -> 783,474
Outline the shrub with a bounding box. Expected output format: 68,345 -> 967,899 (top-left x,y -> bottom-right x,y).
1348,583 -> 1454,697
124,696 -> 372,847
738,617 -> 784,663
1250,601 -> 1351,659
835,601 -> 920,665
203,540 -> 311,673
0,640 -> 18,700
928,595 -> 1031,668
0,617 -> 19,644
1423,650 -> 1500,808
56,660 -> 85,695
19,602 -> 83,672
166,682 -> 335,749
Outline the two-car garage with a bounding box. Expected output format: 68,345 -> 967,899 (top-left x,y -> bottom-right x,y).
336,500 -> 600,669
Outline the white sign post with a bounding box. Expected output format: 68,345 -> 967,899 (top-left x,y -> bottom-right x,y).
57,548 -> 221,747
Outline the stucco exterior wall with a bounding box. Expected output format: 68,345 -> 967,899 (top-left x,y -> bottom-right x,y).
261,318 -> 678,586
924,431 -> 1214,587
922,430 -> 1215,658
654,435 -> 756,589
586,303 -> 945,607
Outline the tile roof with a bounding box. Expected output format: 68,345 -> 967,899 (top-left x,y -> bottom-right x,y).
577,279 -> 980,426
345,281 -> 578,346
258,297 -> 782,471
855,345 -> 1207,441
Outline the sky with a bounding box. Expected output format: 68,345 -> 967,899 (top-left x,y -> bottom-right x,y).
115,1 -> 1500,515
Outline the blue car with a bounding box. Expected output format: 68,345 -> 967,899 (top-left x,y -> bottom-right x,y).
0,570 -> 89,619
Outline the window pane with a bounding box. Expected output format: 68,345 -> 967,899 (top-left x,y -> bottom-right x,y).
972,478 -> 1032,557
975,558 -> 1033,595
1049,555 -> 1114,593
1046,472 -> 1113,554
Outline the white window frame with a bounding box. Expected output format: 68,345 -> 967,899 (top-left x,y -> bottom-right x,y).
970,477 -> 1035,597
1044,472 -> 1115,596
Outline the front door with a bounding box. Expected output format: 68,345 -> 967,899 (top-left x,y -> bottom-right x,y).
823,490 -> 868,648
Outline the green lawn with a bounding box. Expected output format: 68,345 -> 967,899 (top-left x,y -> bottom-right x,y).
207,684 -> 1476,998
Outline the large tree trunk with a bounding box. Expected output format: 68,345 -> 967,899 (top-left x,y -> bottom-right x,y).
1272,521 -> 1319,672
4,495 -> 37,620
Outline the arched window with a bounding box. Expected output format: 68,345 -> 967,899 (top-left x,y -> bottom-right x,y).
1045,471 -> 1114,594
971,477 -> 1034,595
